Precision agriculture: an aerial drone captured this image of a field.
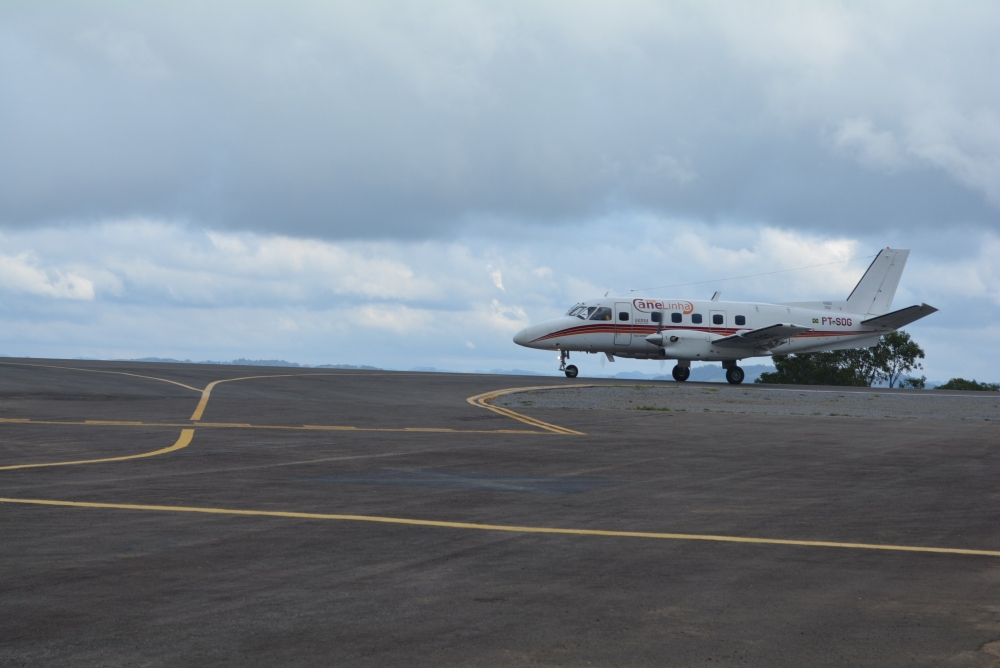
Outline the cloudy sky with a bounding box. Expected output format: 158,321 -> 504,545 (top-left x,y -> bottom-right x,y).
2,1 -> 999,380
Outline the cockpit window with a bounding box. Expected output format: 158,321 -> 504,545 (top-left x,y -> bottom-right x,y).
566,303 -> 586,318
589,307 -> 613,321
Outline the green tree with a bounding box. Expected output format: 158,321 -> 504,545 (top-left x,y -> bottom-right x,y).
878,330 -> 925,388
899,375 -> 926,389
756,330 -> 926,388
935,378 -> 1000,391
840,345 -> 888,387
756,351 -> 866,386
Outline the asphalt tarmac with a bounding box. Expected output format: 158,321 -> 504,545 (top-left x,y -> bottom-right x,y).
1,358 -> 999,667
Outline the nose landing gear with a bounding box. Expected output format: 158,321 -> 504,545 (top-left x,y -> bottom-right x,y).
558,351 -> 579,378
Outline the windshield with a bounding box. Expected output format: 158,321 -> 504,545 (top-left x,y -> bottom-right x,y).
566,303 -> 586,317
588,307 -> 613,321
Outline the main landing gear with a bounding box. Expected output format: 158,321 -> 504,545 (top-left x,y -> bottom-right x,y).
725,366 -> 745,385
672,365 -> 690,382
558,351 -> 579,378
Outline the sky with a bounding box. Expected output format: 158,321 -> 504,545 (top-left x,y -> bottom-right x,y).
1,1 -> 999,380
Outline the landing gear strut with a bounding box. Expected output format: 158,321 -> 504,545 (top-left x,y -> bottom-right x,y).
558,351 -> 579,378
672,364 -> 690,382
725,366 -> 745,384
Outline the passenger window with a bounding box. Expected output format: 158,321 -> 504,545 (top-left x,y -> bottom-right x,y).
651,312 -> 662,323
712,314 -> 724,325
589,307 -> 612,321
618,311 -> 630,321
671,312 -> 682,323
691,313 -> 703,324
735,315 -> 746,326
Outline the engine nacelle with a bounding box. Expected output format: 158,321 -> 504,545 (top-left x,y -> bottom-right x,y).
645,329 -> 718,359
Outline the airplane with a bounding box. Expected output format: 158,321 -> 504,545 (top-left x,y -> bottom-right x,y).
512,248 -> 937,383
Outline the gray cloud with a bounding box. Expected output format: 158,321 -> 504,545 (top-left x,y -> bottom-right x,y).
1,1 -> 999,239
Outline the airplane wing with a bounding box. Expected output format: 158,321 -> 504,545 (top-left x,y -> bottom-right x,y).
860,303 -> 938,330
712,323 -> 812,349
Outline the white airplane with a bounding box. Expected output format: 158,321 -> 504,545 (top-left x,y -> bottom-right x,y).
513,248 -> 937,383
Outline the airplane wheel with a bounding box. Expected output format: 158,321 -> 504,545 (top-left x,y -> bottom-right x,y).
564,365 -> 579,378
672,365 -> 690,382
726,366 -> 745,384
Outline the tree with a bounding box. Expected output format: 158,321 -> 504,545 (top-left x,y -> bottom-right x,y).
936,378 -> 1000,391
840,345 -> 888,387
756,330 -> 926,388
878,330 -> 924,388
899,376 -> 926,389
756,351 -> 866,386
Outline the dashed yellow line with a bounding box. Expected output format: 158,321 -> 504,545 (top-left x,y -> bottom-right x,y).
467,386 -> 589,435
1,496 -> 997,558
0,430 -> 194,471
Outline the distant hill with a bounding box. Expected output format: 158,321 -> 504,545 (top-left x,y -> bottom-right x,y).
483,368 -> 548,376
124,357 -> 379,369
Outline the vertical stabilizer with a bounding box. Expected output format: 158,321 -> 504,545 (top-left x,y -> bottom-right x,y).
845,248 -> 909,315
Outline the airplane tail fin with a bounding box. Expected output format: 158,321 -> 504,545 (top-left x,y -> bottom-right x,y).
844,248 -> 909,315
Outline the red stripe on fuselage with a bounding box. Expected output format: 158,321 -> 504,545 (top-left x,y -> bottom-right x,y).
530,323 -> 867,344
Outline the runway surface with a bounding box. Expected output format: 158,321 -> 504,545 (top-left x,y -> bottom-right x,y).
1,358 -> 999,666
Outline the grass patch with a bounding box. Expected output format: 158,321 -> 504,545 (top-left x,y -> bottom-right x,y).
636,405 -> 671,411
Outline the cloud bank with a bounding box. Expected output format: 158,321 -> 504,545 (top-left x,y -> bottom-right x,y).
2,2 -> 998,238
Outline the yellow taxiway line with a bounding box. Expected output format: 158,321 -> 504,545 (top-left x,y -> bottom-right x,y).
466,386 -> 589,435
0,430 -> 194,471
0,360 -> 203,393
0,418 -> 544,434
1,496 -> 997,558
188,372 -> 377,421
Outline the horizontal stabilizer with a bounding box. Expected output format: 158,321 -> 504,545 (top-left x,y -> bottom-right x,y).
713,323 -> 812,349
860,303 -> 938,330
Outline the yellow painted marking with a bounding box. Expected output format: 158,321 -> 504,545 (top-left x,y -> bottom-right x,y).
467,386 -> 589,435
85,420 -> 144,426
0,430 -> 194,471
1,496 -> 997,558
189,379 -> 222,421
0,361 -> 202,393
0,419 -> 543,434
188,372 -> 365,421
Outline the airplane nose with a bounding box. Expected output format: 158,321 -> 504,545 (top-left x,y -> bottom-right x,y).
513,328 -> 529,347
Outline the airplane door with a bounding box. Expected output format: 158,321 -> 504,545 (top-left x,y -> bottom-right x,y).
710,310 -> 727,332
614,302 -> 632,345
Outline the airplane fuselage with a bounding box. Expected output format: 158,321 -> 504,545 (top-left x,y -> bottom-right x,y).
514,296 -> 882,362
